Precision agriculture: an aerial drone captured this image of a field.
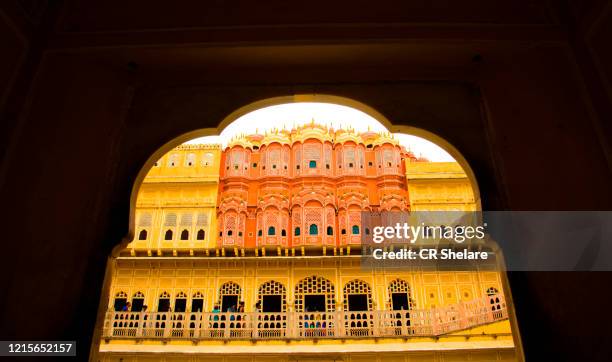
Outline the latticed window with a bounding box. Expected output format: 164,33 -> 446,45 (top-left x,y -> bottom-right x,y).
294,276 -> 335,312
258,281 -> 287,312
388,279 -> 413,310
220,282 -> 241,296
389,279 -> 410,293
192,291 -> 205,312
196,212 -> 208,227
343,279 -> 373,311
164,213 -> 177,227
175,291 -> 188,312
138,213 -> 152,227
180,213 -> 192,226
158,291 -> 171,312
218,282 -> 242,311
113,291 -> 128,311
486,287 -> 499,296
131,291 -> 145,312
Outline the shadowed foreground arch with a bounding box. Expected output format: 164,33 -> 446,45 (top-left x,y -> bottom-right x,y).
92,94 -> 522,360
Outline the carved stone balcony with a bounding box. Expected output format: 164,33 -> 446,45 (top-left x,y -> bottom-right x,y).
104,295 -> 507,340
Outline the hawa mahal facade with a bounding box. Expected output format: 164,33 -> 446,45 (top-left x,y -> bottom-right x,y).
217,122 -> 412,250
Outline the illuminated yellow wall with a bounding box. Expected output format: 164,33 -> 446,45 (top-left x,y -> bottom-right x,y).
405,161 -> 477,211
110,259 -> 504,313
128,144 -> 221,251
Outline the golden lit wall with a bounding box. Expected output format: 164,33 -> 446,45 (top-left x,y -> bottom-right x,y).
110,259 -> 503,313
128,144 -> 221,251
405,161 -> 477,211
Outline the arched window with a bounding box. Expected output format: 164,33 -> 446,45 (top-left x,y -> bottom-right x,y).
113,291 -> 128,311
365,228 -> 370,235
258,280 -> 287,313
294,227 -> 300,236
228,230 -> 233,236
191,292 -> 204,312
158,292 -> 171,312
388,279 -> 413,311
164,230 -> 173,240
138,229 -> 147,240
175,292 -> 187,312
343,279 -> 373,311
309,160 -> 317,168
197,229 -> 205,240
281,229 -> 287,236
268,226 -> 276,236
180,229 -> 189,240
341,229 -> 346,235
257,229 -> 262,236
309,224 -> 318,235
327,226 -> 333,235
132,291 -> 145,312
294,276 -> 335,312
352,225 -> 360,234
218,282 -> 242,312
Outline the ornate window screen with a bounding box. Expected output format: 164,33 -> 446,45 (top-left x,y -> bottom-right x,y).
138,213 -> 152,227
388,279 -> 411,294
343,279 -> 373,311
218,282 -> 242,305
164,213 -> 177,227
258,281 -> 287,312
196,212 -> 208,226
180,213 -> 192,227
294,276 -> 335,312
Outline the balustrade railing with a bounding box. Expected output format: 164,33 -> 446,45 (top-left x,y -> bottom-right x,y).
103,295 -> 507,340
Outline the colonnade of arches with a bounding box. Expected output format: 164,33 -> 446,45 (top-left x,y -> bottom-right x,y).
112,277 -> 421,314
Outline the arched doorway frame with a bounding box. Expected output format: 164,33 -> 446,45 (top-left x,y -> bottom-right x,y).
92,94 -> 523,361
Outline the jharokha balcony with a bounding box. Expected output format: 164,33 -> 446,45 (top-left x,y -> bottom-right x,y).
104,295 -> 507,341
